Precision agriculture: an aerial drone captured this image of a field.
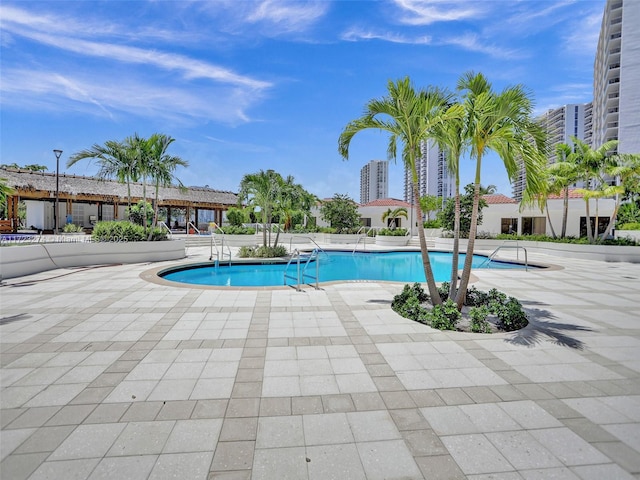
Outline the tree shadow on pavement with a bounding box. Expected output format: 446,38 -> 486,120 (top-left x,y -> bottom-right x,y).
505,303 -> 593,350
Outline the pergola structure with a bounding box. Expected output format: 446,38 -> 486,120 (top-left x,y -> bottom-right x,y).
1,167 -> 239,233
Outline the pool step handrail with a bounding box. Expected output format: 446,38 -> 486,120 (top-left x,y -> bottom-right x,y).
284,249 -> 320,291
187,221 -> 201,235
288,236 -> 328,257
158,221 -> 173,238
210,234 -> 232,266
481,245 -> 528,271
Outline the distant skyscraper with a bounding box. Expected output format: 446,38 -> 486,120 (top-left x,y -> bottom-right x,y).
512,103 -> 592,200
593,0 -> 640,154
360,160 -> 389,204
404,139 -> 454,204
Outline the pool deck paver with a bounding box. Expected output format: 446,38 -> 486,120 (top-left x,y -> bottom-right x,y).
1,246 -> 639,479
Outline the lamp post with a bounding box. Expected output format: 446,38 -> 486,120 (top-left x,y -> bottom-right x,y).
53,149 -> 63,234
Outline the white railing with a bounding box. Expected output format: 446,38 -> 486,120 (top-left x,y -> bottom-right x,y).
210,235 -> 232,266
158,221 -> 173,238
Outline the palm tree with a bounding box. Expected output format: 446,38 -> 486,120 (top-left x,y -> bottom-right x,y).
571,137 -> 619,243
598,153 -> 640,241
68,140 -> 139,208
145,133 -> 188,234
454,72 -> 546,310
0,177 -> 14,219
238,170 -> 281,247
381,207 -> 408,229
431,108 -> 467,300
339,77 -> 460,306
545,143 -> 582,238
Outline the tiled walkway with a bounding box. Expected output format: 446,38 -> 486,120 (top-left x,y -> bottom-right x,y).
1,247 -> 639,479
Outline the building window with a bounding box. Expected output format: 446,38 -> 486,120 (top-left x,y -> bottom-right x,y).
361,217 -> 371,227
522,217 -> 546,235
501,218 -> 518,235
580,217 -> 610,238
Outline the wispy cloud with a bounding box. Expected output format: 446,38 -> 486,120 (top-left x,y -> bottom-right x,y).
341,27 -> 432,44
0,4 -> 272,123
392,0 -> 486,25
1,67 -> 261,125
247,0 -> 329,32
563,11 -> 603,56
535,82 -> 593,115
440,33 -> 523,59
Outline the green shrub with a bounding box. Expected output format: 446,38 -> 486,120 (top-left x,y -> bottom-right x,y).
428,299 -> 461,330
238,245 -> 288,258
62,223 -> 84,233
126,201 -> 153,226
618,222 -> 640,230
391,283 -> 430,324
377,228 -> 408,236
423,219 -> 441,228
437,281 -> 450,301
469,305 -> 492,333
225,207 -> 248,226
494,296 -> 528,331
92,221 -> 148,242
465,286 -> 489,307
222,225 -> 255,235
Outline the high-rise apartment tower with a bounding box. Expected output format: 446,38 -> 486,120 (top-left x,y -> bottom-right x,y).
360,160 -> 389,204
403,140 -> 454,205
593,0 -> 640,154
512,103 -> 593,200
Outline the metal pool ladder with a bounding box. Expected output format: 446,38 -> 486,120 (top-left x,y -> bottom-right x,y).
284,249 -> 320,291
480,244 -> 528,271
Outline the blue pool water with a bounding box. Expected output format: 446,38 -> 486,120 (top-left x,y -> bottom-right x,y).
160,251 -> 524,287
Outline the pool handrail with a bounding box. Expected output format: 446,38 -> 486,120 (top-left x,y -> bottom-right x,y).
158,221 -> 173,238
481,244 -> 528,271
288,236 -> 328,257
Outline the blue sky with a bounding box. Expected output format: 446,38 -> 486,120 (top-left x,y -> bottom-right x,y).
1,0 -> 605,201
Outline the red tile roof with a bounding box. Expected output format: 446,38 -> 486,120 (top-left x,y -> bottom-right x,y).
361,198 -> 411,208
482,194 -> 517,204
547,188 -> 585,199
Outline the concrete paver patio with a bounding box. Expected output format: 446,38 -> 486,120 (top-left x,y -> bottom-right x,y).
1,246 -> 639,479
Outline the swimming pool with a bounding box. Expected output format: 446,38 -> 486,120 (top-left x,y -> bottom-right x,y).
159,250 -> 525,287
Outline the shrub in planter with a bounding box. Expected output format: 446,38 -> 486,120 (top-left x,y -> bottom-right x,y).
469,305 -> 492,333
223,225 -> 255,235
62,223 -> 84,233
377,228 -> 408,236
494,296 -> 528,331
391,283 -> 429,323
92,221 -> 168,242
238,245 -> 288,258
428,299 -> 461,330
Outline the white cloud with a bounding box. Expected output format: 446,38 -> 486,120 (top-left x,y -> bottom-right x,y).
247,0 -> 329,32
564,11 -> 602,56
341,27 -> 432,44
440,33 -> 523,59
0,68 -> 261,125
392,0 -> 485,25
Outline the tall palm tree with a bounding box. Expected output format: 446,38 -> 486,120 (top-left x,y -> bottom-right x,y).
454,72 -> 546,310
68,139 -> 139,208
381,207 -> 408,229
145,133 -> 188,233
570,137 -> 619,243
0,177 -> 14,219
431,108 -> 468,299
545,143 -> 582,238
339,77 -> 459,306
238,169 -> 281,247
596,153 -> 640,241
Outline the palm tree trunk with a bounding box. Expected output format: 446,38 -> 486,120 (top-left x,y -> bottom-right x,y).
546,204 -> 557,238
449,184 -> 460,301
600,196 -> 620,242
561,188 -> 568,238
585,199 -> 593,243
413,184 -> 442,306
455,165 -> 482,311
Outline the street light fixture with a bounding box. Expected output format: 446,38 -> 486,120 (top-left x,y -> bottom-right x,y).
53,149 -> 63,234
